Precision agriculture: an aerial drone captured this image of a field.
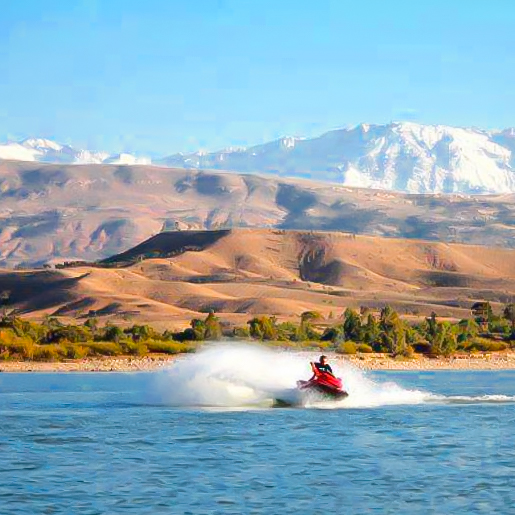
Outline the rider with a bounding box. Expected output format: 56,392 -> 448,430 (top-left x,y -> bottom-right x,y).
310,355 -> 334,378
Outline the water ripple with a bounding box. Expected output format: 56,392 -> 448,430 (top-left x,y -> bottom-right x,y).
0,371 -> 514,514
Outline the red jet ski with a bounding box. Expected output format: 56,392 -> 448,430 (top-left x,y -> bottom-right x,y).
297,364 -> 349,400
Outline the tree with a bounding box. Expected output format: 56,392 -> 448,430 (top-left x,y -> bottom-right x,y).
471,302 -> 492,331
321,325 -> 345,343
293,321 -> 320,342
103,325 -> 125,343
419,313 -> 458,356
275,322 -> 297,341
343,308 -> 361,341
362,314 -> 381,345
84,318 -> 98,331
248,316 -> 278,340
379,306 -> 406,355
46,325 -> 92,344
457,318 -> 479,344
300,311 -> 323,323
0,291 -> 11,316
429,322 -> 457,356
233,325 -> 251,339
0,315 -> 46,343
125,324 -> 155,341
204,312 -> 222,340
190,319 -> 207,341
425,312 -> 438,341
43,316 -> 62,330
503,304 -> 515,335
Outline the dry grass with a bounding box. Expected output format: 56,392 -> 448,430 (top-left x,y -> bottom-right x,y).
3,160 -> 515,267
3,228 -> 515,329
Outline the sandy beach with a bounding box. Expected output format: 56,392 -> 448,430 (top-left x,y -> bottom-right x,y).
1,352 -> 515,372
343,352 -> 515,371
0,356 -> 175,373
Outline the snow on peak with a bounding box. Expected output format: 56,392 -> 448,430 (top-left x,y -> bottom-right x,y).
104,153 -> 151,165
0,142 -> 39,162
158,122 -> 515,195
22,138 -> 63,152
0,137 -> 151,166
3,123 -> 515,195
281,136 -> 297,149
74,149 -> 110,164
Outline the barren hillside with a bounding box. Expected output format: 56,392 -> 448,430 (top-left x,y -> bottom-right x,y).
2,229 -> 515,329
2,161 -> 515,266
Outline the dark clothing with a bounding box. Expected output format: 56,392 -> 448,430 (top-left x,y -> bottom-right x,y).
315,362 -> 333,374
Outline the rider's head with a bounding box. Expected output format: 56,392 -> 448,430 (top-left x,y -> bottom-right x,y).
320,355 -> 327,364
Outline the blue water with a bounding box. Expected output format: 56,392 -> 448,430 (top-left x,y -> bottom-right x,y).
1,370 -> 515,514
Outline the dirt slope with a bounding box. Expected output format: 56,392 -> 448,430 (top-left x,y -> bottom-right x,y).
2,229 -> 515,329
3,160 -> 515,266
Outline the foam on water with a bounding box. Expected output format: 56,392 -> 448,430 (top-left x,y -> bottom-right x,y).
152,344 -> 433,408
431,394 -> 515,404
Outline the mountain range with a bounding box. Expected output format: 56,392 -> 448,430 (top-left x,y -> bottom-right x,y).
0,138 -> 150,166
162,123 -> 515,194
3,122 -> 515,194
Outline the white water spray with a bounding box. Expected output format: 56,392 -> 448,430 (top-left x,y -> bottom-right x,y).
151,344 -> 432,408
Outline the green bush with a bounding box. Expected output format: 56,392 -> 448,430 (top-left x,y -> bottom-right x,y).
123,341 -> 149,356
357,343 -> 373,353
313,340 -> 334,349
401,345 -> 415,358
336,341 -> 357,354
33,344 -> 66,361
102,325 -> 125,343
465,338 -> 508,352
321,325 -> 344,342
300,311 -> 324,322
146,340 -> 198,354
233,326 -> 251,338
248,316 -> 278,340
124,324 -> 156,341
412,341 -> 432,354
46,325 -> 92,344
5,340 -> 35,360
291,340 -> 329,350
262,340 -> 296,349
85,342 -> 123,356
65,345 -> 90,359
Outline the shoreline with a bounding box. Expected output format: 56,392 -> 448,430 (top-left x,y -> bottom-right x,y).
2,352 -> 515,372
343,353 -> 515,371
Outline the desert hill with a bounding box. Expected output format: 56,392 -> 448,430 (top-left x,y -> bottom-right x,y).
2,229 -> 515,329
2,160 -> 515,267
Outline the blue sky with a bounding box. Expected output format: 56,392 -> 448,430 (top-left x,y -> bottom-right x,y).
0,0 -> 514,155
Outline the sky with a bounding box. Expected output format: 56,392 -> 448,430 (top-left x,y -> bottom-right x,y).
0,0 -> 514,156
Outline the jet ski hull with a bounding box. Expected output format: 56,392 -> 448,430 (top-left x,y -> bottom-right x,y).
297,375 -> 349,400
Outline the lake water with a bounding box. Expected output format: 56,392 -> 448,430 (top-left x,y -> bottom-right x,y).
1,350 -> 515,514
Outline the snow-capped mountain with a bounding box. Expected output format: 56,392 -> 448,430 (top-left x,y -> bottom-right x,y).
3,123 -> 515,194
0,138 -> 149,166
104,153 -> 151,165
159,122 -> 515,194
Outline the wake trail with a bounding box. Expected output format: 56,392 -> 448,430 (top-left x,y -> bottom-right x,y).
149,344 -> 515,409
150,344 -> 432,409
430,394 -> 515,404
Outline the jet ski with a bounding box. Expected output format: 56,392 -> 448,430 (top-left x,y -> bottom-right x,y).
297,368 -> 348,400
